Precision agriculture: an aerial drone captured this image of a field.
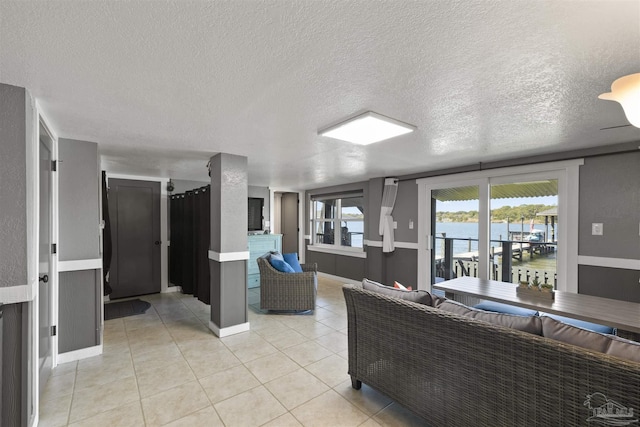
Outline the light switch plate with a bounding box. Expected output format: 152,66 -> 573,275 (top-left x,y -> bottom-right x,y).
592,223 -> 603,236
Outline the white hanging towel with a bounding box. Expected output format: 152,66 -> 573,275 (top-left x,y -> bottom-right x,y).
379,178 -> 399,253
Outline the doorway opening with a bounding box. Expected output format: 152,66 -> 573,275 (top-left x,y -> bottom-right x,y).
274,192 -> 299,255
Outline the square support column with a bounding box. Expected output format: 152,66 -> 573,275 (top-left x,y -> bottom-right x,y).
208,153 -> 250,337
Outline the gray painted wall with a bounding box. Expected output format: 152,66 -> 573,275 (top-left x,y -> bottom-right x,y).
305,250 -> 365,281
209,154 -> 249,332
210,153 -> 248,253
381,247 -> 419,287
393,180 -> 419,243
248,185 -> 270,228
578,152 -> 640,259
58,270 -> 100,352
0,84 -> 28,288
306,178 -> 419,284
209,260 -> 247,328
367,178 -> 383,243
364,178 -> 419,243
1,302 -> 28,427
172,179 -> 208,194
0,84 -> 31,425
577,151 -> 639,301
308,148 -> 640,299
578,265 -> 640,303
58,139 -> 101,261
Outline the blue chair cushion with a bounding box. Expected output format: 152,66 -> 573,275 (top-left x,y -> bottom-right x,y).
474,300 -> 539,317
269,256 -> 295,273
283,253 -> 303,273
269,251 -> 284,262
539,312 -> 616,335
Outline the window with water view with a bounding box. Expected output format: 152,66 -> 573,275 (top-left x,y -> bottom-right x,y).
432,179 -> 558,288
312,195 -> 364,250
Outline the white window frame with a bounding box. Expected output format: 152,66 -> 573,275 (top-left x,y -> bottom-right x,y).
309,195 -> 366,258
416,159 -> 582,293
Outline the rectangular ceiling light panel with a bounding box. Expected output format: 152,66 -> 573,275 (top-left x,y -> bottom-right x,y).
319,111 -> 416,145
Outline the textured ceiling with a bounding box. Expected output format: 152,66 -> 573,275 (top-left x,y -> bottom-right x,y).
1,1 -> 639,189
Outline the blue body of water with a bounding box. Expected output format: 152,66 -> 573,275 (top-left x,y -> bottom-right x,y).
435,222 -> 558,260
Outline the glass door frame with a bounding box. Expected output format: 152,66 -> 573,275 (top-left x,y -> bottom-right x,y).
417,159 -> 582,293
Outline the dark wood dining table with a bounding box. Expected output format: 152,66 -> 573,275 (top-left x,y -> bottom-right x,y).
434,276 -> 640,334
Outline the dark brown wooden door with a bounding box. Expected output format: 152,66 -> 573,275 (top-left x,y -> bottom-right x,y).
281,192 -> 299,254
109,179 -> 161,299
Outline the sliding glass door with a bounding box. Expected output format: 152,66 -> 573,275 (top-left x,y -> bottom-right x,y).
417,160 -> 581,293
430,185 -> 480,286
489,178 -> 558,288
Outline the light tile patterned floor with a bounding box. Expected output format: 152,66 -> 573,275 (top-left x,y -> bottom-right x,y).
39,276 -> 429,426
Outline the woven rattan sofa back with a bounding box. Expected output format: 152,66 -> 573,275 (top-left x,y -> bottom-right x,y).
342,283 -> 640,427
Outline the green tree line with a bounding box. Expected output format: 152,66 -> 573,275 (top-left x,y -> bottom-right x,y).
436,204 -> 556,223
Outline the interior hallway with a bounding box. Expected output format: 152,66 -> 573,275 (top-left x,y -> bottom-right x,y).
39,276 -> 429,426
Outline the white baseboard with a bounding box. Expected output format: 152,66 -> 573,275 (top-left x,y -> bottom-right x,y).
208,250 -> 250,262
57,344 -> 102,364
209,321 -> 250,337
318,272 -> 361,286
163,285 -> 181,293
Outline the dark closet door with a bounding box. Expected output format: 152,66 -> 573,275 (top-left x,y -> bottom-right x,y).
109,179 -> 161,299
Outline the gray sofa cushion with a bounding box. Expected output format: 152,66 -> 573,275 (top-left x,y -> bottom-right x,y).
438,300 -> 542,335
362,279 -> 432,306
541,316 -> 611,353
605,335 -> 640,363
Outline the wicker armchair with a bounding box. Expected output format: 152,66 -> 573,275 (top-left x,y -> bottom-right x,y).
257,254 -> 317,311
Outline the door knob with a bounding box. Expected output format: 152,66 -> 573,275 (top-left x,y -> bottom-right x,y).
154,241 -> 161,245
39,275 -> 49,283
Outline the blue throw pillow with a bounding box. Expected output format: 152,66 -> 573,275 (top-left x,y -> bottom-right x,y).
474,300 -> 539,317
269,257 -> 295,273
269,251 -> 284,262
539,312 -> 616,335
283,253 -> 303,273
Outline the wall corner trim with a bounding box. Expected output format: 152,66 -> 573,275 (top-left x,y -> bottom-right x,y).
57,344 -> 103,364
364,240 -> 418,250
208,250 -> 250,262
209,320 -> 250,337
577,256 -> 640,271
0,282 -> 36,303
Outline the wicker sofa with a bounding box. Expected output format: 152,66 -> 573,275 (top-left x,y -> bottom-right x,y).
343,282 -> 640,427
257,254 -> 317,311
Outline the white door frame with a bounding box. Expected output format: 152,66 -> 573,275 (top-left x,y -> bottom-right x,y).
104,173 -> 171,293
31,101 -> 59,427
269,188 -> 306,263
417,159 -> 582,293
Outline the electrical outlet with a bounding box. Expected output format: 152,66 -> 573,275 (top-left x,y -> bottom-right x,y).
393,221 -> 398,229
409,220 -> 414,229
592,223 -> 603,236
